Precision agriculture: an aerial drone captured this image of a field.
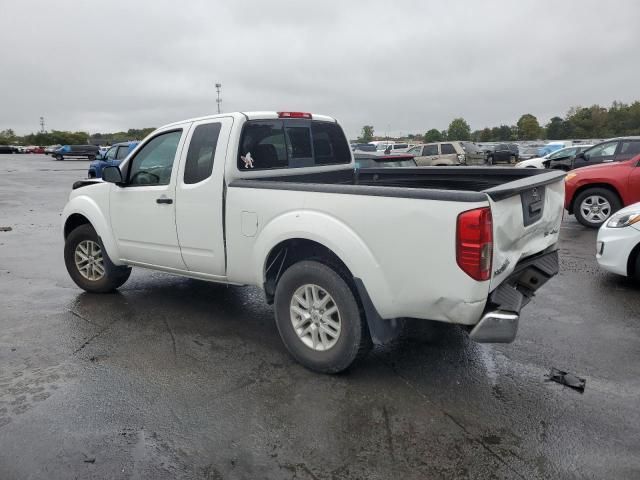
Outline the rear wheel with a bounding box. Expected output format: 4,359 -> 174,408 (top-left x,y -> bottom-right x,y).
274,260 -> 371,373
574,188 -> 621,228
64,224 -> 131,292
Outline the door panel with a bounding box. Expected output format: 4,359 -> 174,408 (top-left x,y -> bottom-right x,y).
175,117 -> 234,276
110,128 -> 188,269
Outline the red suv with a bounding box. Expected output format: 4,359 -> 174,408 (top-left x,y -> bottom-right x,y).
565,154 -> 640,227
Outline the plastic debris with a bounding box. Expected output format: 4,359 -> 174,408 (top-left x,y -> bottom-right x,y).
547,367 -> 586,392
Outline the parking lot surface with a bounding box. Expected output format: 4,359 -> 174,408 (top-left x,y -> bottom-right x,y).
1,154 -> 639,479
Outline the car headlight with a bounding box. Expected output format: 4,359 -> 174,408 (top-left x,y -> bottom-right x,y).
565,172 -> 577,181
606,211 -> 640,228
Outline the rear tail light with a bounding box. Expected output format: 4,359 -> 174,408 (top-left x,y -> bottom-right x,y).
456,207 -> 493,281
277,112 -> 312,119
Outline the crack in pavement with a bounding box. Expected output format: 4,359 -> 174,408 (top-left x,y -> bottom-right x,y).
374,353 -> 527,480
163,318 -> 177,359
69,309 -> 102,327
72,320 -> 118,355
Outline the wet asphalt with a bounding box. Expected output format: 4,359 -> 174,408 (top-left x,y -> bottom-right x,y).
0,154 -> 639,480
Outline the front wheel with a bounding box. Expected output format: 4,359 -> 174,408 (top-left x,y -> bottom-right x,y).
64,224 -> 131,292
573,188 -> 621,228
274,260 -> 371,373
54,154 -> 63,161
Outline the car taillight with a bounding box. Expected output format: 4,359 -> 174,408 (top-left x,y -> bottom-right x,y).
456,207 -> 493,281
277,112 -> 312,119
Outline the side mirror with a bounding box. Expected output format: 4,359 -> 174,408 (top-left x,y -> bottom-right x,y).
574,152 -> 585,161
102,166 -> 123,184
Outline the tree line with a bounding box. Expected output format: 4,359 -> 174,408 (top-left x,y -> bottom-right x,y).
0,128 -> 156,146
358,100 -> 640,143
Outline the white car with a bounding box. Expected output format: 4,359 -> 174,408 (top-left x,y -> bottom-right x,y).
596,202 -> 640,279
515,145 -> 593,169
61,111 -> 565,373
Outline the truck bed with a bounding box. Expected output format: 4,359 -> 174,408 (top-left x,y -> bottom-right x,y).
229,167 -> 565,202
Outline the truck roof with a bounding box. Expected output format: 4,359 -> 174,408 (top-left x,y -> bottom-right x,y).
161,111 -> 337,130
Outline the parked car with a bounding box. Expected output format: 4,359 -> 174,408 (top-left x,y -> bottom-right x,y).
460,142 -> 487,164
88,141 -> 139,178
596,202 -> 640,280
378,143 -> 411,154
0,145 -> 15,154
26,146 -> 45,154
537,142 -> 568,157
487,144 -> 519,164
566,137 -> 640,171
353,153 -> 416,168
53,145 -> 100,161
62,111 -> 564,373
44,145 -> 61,155
406,142 -> 466,166
350,143 -> 377,153
564,154 -> 640,227
516,145 -> 593,169
518,147 -> 542,161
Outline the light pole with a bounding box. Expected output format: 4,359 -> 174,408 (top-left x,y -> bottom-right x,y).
215,83 -> 222,114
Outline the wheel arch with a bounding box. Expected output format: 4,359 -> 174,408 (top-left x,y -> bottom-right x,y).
62,197 -> 122,265
627,241 -> 640,278
568,183 -> 621,215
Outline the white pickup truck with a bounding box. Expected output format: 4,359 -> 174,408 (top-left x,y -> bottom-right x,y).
62,111 -> 564,373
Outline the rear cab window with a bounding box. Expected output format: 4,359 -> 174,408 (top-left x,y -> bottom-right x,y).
238,119 -> 350,170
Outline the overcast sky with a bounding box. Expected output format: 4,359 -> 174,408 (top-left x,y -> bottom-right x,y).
1,0 -> 639,138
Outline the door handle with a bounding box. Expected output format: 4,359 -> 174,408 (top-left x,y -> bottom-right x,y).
156,198 -> 173,204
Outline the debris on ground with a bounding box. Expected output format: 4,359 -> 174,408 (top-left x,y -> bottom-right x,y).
83,458 -> 95,464
547,368 -> 586,392
0,226 -> 12,232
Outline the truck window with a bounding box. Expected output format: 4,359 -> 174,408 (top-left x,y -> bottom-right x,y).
104,147 -> 117,160
238,120 -> 350,170
116,146 -> 130,160
310,122 -> 350,165
184,123 -> 221,184
440,143 -> 456,154
286,127 -> 313,159
238,121 -> 288,170
127,130 -> 182,186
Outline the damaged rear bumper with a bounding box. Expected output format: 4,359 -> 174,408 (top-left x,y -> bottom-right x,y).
470,248 -> 559,343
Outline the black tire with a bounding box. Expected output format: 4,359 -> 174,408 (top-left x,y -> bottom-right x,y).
573,187 -> 622,228
88,155 -> 96,161
634,250 -> 640,282
274,260 -> 371,373
54,154 -> 63,161
64,224 -> 131,293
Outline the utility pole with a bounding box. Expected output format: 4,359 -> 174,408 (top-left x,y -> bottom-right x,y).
39,116 -> 45,133
215,83 -> 222,114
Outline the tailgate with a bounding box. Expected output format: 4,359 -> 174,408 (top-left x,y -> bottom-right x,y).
485,170 -> 565,291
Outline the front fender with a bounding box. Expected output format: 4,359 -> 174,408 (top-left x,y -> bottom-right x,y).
253,209 -> 392,315
62,191 -> 122,265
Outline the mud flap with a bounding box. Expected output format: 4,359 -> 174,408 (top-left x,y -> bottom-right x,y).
354,278 -> 404,345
